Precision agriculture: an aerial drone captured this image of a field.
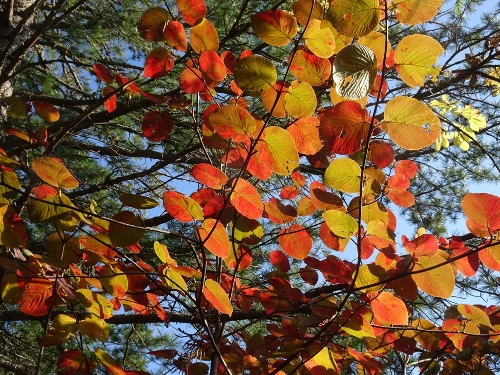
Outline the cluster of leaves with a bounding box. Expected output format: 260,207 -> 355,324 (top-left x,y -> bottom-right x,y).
1,0 -> 500,374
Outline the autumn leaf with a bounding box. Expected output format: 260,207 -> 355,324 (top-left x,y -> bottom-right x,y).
203,279 -> 233,316
251,10 -> 298,47
32,157 -> 79,190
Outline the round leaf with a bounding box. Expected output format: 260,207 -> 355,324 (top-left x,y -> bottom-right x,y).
303,19 -> 336,58
190,18 -> 219,53
323,209 -> 358,238
371,291 -> 409,325
324,158 -> 361,193
230,178 -> 264,220
411,255 -> 455,298
162,191 -> 204,222
278,224 -> 312,260
144,47 -> 175,79
138,7 -> 171,41
327,0 -> 380,37
234,55 -> 277,97
283,80 -> 317,118
32,157 -> 79,190
255,126 -> 299,175
197,218 -> 230,258
393,0 -> 444,25
142,111 -> 174,142
190,163 -> 228,189
176,0 -> 206,25
251,10 -> 298,47
333,44 -> 377,100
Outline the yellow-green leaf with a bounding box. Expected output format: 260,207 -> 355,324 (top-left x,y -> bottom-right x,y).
324,158 -> 361,193
255,126 -> 299,175
326,0 -> 380,37
209,105 -> 256,142
108,211 -> 145,247
32,157 -> 79,190
98,265 -> 129,297
323,209 -> 358,238
251,10 -> 298,47
303,19 -> 336,58
395,34 -> 444,88
203,279 -> 233,316
283,80 -> 317,118
76,289 -> 114,319
332,44 -> 377,100
234,55 -> 277,96
382,96 -> 441,150
118,193 -> 158,209
45,232 -> 80,268
78,315 -> 109,341
393,0 -> 444,25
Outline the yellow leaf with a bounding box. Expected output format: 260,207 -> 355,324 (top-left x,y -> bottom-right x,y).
32,157 -> 79,190
323,210 -> 358,238
324,158 -> 361,193
304,19 -> 336,58
283,80 -> 317,118
395,34 -> 444,88
326,0 -> 380,37
393,0 -> 444,25
411,255 -> 455,298
203,279 -> 233,316
78,315 -> 109,341
234,55 -> 277,96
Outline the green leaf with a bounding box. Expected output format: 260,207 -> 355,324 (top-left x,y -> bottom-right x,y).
234,55 -> 277,96
119,193 -> 158,209
332,44 -> 377,100
283,80 -> 317,118
323,209 -> 358,238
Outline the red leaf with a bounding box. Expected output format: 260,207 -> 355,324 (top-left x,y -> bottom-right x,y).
190,163 -> 228,189
176,0 -> 207,25
93,63 -> 114,83
57,349 -> 91,375
142,111 -> 174,142
269,250 -> 290,272
162,191 -> 203,222
149,349 -> 177,359
19,278 -> 53,316
369,140 -> 395,168
164,20 -> 187,52
103,86 -> 117,113
144,47 -> 175,79
300,266 -> 318,285
278,224 -> 312,260
280,185 -> 299,200
402,234 -> 439,256
320,101 -> 371,155
230,178 -> 264,220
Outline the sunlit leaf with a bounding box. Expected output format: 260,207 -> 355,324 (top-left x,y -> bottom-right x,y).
203,279 -> 233,316
138,7 -> 171,41
332,44 -> 377,100
309,181 -> 344,211
76,289 -> 114,319
230,178 -> 264,220
199,50 -> 227,81
78,315 -> 109,341
144,47 -> 175,79
289,49 -> 332,86
264,198 -> 297,224
209,105 -> 256,142
292,0 -> 324,25
283,80 -> 317,118
394,34 -> 444,88
98,265 -> 129,297
371,291 -> 408,325
179,67 -> 206,94
57,349 -> 92,375
320,101 -> 371,155
234,55 -> 277,96
255,126 -> 299,175
402,234 -> 439,256
304,347 -> 338,374
197,218 -> 230,258
190,163 -> 228,189
177,0 -> 206,25
93,63 -> 114,83
20,278 -> 53,316
287,116 -> 322,155
251,10 -> 298,47
32,157 -> 79,190
269,250 -> 290,272
162,191 -> 204,222
95,348 -> 126,375
411,255 -> 455,298
142,111 -> 174,142
369,141 -> 395,168
323,210 -> 358,238
278,224 -> 312,260
303,19 -> 336,58
359,31 -> 392,69
382,96 -> 441,150
324,158 -> 361,193
354,264 -> 386,292
262,81 -> 289,118
462,193 -> 500,236
164,20 -> 187,52
190,18 -> 219,53
232,216 -> 263,245
393,0 -> 444,25
327,0 -> 380,37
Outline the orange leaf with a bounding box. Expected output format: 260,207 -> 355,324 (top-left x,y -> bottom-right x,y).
103,86 -> 117,113
115,74 -> 140,95
289,49 -> 332,86
144,47 -> 175,79
402,234 -> 439,256
162,191 -> 204,222
255,126 -> 299,175
33,101 -> 60,122
269,250 -> 290,272
19,278 -> 53,316
278,224 -> 312,260
57,349 -> 92,375
209,105 -> 256,142
179,67 -> 206,94
371,291 -> 408,325
287,116 -> 323,155
462,193 -> 500,236
176,0 -> 206,25
141,111 -> 174,142
197,218 -> 230,258
190,18 -> 219,53
230,178 -> 263,220
190,163 -> 228,189
163,20 -> 187,52
203,279 -> 233,316
264,198 -> 297,224
32,157 -> 79,189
